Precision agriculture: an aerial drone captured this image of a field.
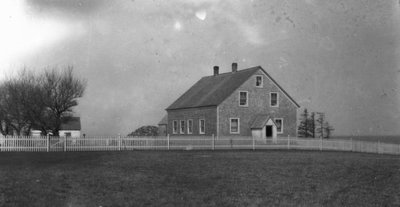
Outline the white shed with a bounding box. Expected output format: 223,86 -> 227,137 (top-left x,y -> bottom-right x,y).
250,115 -> 278,142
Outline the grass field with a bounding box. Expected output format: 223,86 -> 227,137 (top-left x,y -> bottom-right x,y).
0,151 -> 399,207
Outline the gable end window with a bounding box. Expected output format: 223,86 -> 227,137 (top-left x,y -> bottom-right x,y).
199,119 -> 205,134
274,118 -> 283,134
187,119 -> 193,134
230,118 -> 240,134
270,92 -> 279,107
180,120 -> 185,134
239,91 -> 248,107
255,76 -> 263,87
172,120 -> 178,134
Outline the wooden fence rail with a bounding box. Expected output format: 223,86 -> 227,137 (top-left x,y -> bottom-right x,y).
0,135 -> 399,155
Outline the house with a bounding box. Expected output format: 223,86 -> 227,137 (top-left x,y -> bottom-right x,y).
164,63 -> 300,140
59,117 -> 81,138
31,117 -> 82,137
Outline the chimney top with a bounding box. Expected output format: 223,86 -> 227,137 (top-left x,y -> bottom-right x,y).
232,62 -> 238,73
213,66 -> 219,76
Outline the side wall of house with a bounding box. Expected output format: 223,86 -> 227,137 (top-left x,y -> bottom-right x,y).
218,69 -> 298,137
167,106 -> 217,136
59,130 -> 81,138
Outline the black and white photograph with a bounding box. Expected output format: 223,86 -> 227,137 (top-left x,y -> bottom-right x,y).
0,0 -> 399,206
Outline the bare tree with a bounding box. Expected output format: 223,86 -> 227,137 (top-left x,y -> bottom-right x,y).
0,66 -> 86,136
38,67 -> 86,136
0,70 -> 40,135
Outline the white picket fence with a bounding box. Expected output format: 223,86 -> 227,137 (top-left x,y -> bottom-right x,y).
0,135 -> 399,155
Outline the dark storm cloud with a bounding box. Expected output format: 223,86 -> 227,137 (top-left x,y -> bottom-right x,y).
26,0 -> 107,16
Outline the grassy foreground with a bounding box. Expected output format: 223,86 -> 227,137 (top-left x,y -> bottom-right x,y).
0,150 -> 399,207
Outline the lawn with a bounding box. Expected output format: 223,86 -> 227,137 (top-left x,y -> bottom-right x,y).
0,151 -> 399,207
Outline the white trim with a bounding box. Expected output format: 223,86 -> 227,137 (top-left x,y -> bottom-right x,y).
238,91 -> 249,107
259,68 -> 299,108
270,92 -> 279,107
229,118 -> 240,134
187,119 -> 193,134
255,75 -> 263,88
274,118 -> 283,134
199,119 -> 205,134
180,120 -> 185,134
172,120 -> 178,134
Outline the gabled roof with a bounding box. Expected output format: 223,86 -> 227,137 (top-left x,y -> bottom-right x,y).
158,115 -> 168,125
60,117 -> 81,131
250,114 -> 276,129
166,66 -> 300,110
167,67 -> 260,110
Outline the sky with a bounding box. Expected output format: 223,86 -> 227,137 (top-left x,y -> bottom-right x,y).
0,0 -> 399,136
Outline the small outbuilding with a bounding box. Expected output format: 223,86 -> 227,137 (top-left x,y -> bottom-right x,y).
250,115 -> 278,141
59,117 -> 81,138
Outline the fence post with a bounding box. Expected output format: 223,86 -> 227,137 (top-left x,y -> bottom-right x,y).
118,134 -> 121,151
320,137 -> 323,151
398,144 -> 400,155
212,134 -> 215,150
287,136 -> 290,150
252,135 -> 255,151
351,138 -> 353,152
167,134 -> 170,150
377,141 -> 380,154
64,136 -> 67,152
46,134 -> 50,152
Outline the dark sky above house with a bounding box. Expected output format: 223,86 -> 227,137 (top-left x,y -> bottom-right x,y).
0,0 -> 399,136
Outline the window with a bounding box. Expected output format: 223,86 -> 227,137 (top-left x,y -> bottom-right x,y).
255,76 -> 263,87
173,120 -> 178,134
239,91 -> 248,106
199,119 -> 205,134
65,132 -> 71,137
180,120 -> 185,134
187,119 -> 193,134
230,118 -> 240,134
275,118 -> 283,134
270,92 -> 279,107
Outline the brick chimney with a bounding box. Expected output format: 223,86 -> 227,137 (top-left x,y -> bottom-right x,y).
232,62 -> 238,72
213,66 -> 219,76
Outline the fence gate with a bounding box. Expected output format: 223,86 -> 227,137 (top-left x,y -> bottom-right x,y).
49,136 -> 65,152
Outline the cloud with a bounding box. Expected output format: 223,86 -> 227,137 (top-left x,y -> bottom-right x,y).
0,0 -> 85,78
195,10 -> 207,20
26,0 -> 106,17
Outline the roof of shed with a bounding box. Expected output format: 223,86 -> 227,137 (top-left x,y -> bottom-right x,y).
250,114 -> 276,129
60,117 -> 81,130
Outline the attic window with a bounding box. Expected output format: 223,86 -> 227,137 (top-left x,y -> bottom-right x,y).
270,92 -> 279,107
255,76 -> 263,87
239,91 -> 248,107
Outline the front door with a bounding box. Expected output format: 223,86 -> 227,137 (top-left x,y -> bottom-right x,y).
266,126 -> 273,138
